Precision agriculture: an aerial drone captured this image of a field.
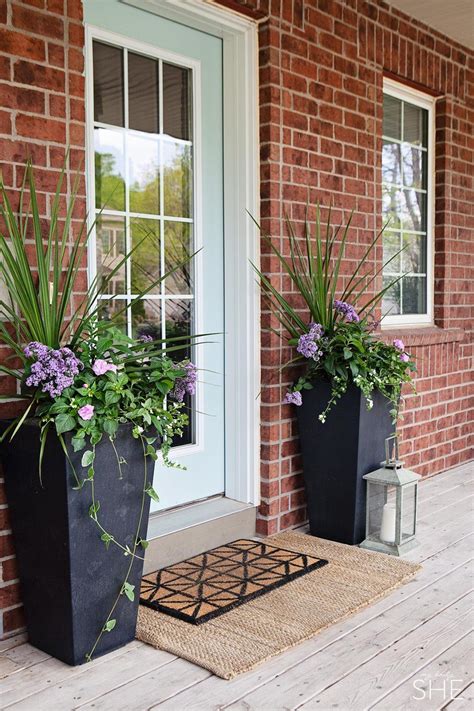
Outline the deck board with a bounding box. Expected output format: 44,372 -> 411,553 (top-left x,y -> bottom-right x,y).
0,461 -> 472,710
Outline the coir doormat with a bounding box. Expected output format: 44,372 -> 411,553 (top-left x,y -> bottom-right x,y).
140,538 -> 328,624
137,531 -> 421,679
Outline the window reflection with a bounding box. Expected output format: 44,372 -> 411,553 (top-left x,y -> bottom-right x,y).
128,134 -> 160,214
164,222 -> 192,295
163,141 -> 192,217
94,128 -> 125,211
96,216 -> 126,294
130,218 -> 160,295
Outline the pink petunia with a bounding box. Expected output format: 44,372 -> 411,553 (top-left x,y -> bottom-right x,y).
78,404 -> 94,420
92,359 -> 117,375
393,339 -> 405,351
399,352 -> 410,362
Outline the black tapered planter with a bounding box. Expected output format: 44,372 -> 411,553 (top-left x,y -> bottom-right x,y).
0,421 -> 151,665
296,379 -> 393,545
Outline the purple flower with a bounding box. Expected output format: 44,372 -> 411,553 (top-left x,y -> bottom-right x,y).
24,342 -> 82,398
92,359 -> 117,376
139,334 -> 153,343
297,322 -> 324,360
334,299 -> 360,323
399,352 -> 410,363
171,362 -> 198,402
78,404 -> 94,420
283,391 -> 302,406
393,339 -> 405,351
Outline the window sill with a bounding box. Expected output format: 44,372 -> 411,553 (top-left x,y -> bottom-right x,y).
378,326 -> 465,347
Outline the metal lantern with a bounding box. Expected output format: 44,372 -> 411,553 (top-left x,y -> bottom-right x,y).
360,435 -> 421,556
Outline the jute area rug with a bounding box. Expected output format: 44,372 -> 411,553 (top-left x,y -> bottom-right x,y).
136,531 -> 421,680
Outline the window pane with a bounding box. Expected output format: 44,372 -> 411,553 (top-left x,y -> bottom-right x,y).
400,189 -> 426,233
163,63 -> 192,140
402,145 -> 426,190
404,102 -> 427,146
402,276 -> 426,314
128,134 -> 160,214
132,299 -> 161,340
382,94 -> 401,140
163,141 -> 192,217
382,277 -> 400,316
96,215 -> 126,294
128,52 -> 159,134
94,128 -> 125,211
93,42 -> 124,126
382,141 -> 401,185
164,222 -> 192,295
130,218 -> 160,295
382,185 -> 402,229
98,298 -> 127,333
402,233 -> 426,274
165,299 -> 192,362
383,232 -> 401,274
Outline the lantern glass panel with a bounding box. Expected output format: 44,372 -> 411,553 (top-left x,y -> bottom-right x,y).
401,482 -> 417,540
367,483 -> 396,540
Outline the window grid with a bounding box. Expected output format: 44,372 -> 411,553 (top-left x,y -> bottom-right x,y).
92,43 -> 194,339
382,85 -> 432,323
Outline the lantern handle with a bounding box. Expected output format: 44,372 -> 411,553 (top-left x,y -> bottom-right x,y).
385,435 -> 399,465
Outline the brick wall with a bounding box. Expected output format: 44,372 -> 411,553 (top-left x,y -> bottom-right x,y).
0,0 -> 472,638
0,0 -> 86,638
213,0 -> 473,536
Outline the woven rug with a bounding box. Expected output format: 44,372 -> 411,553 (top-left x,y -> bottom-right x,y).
140,539 -> 328,624
137,531 -> 421,679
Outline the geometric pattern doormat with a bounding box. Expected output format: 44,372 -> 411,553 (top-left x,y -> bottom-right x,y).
140,539 -> 328,624
137,531 -> 421,679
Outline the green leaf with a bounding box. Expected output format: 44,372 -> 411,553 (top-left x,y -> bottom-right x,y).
105,391 -> 121,406
81,449 -> 95,467
55,413 -> 76,435
100,532 -> 113,549
103,619 -> 116,632
146,444 -> 158,461
103,419 -> 118,437
121,582 -> 135,602
71,435 -> 86,452
138,538 -> 149,550
145,484 -> 160,503
89,501 -> 100,520
343,347 -> 352,360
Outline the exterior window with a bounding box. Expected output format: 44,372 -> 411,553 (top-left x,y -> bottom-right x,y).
382,81 -> 433,324
91,39 -> 194,444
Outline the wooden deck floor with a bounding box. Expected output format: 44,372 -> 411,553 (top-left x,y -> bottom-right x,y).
0,462 -> 472,710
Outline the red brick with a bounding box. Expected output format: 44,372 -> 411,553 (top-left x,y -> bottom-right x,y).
12,4 -> 64,39
0,28 -> 46,62
13,60 -> 65,91
16,114 -> 65,143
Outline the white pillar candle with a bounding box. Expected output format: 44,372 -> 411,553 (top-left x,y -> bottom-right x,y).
380,503 -> 396,543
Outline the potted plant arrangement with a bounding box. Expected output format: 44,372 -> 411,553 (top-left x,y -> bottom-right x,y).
0,163 -> 197,665
253,208 -> 416,545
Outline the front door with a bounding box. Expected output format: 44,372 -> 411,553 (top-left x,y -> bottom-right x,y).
84,0 -> 225,511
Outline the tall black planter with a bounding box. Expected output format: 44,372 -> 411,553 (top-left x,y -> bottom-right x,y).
296,380 -> 393,545
0,421 -> 151,665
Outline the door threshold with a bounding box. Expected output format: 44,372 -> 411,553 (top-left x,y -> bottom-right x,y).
144,497 -> 257,573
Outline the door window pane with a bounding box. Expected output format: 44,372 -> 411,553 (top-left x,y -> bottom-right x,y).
93,41 -> 124,126
164,222 -> 192,295
128,52 -> 159,134
132,299 -> 161,340
94,128 -> 125,211
96,216 -> 126,294
130,218 -> 160,295
382,89 -> 430,319
128,134 -> 160,214
163,63 -> 192,140
163,142 -> 192,217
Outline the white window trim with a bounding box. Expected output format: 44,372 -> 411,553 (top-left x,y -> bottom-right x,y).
86,0 -> 261,506
382,78 -> 435,328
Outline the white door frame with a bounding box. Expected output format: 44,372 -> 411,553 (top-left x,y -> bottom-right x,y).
87,0 -> 261,506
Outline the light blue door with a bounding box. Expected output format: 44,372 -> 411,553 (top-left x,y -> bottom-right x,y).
84,0 -> 225,511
